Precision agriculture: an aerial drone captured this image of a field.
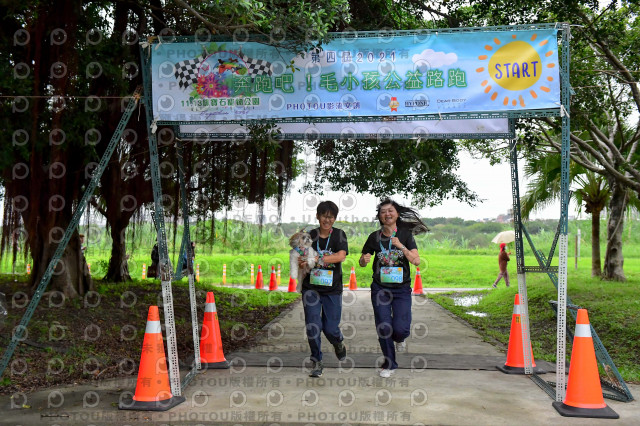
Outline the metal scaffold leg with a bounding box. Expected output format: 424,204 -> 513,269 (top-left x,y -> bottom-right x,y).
176,140 -> 202,388
140,44 -> 181,397
0,87 -> 143,379
509,136 -> 534,375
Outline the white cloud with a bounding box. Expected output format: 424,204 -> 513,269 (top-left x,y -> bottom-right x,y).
412,49 -> 457,68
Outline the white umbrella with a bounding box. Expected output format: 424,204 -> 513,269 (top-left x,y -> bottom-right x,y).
491,230 -> 515,245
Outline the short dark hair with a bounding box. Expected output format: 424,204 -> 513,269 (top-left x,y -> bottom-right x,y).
316,200 -> 339,218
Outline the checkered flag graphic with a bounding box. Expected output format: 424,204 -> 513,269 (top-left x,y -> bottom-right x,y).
240,54 -> 273,78
174,53 -> 207,90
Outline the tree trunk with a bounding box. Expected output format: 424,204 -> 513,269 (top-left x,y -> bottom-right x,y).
30,231 -> 93,299
603,180 -> 627,281
91,8 -> 154,282
591,209 -> 602,277
20,0 -> 90,299
104,219 -> 132,282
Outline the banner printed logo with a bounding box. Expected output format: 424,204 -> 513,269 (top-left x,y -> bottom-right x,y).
173,44 -> 272,100
476,32 -> 557,107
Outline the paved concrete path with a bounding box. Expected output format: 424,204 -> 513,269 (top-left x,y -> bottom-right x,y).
2,289 -> 638,425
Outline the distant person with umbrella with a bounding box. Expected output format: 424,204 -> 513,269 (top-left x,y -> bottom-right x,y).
493,242 -> 512,288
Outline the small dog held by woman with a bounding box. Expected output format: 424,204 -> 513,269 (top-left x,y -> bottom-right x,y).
289,230 -> 317,292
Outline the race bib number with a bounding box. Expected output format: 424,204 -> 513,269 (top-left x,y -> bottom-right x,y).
380,267 -> 403,284
310,269 -> 333,286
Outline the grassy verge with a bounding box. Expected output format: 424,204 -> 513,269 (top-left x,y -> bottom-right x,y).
428,273 -> 640,383
80,251 -> 640,289
0,277 -> 299,394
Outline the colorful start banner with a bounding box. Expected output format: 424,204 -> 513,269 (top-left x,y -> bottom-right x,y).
151,29 -> 560,123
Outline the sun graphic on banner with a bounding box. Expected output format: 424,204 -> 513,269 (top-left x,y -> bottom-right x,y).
475,33 -> 557,107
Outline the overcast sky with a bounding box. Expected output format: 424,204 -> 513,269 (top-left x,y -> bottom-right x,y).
1,149 -> 569,229
224,150 -> 569,224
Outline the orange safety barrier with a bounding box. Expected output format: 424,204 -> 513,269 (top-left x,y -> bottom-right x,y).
497,294 -> 545,374
287,276 -> 297,292
412,267 -> 423,294
552,309 -> 619,419
255,265 -> 263,289
118,306 -> 185,411
199,292 -> 230,369
349,267 -> 357,290
277,264 -> 282,287
268,266 -> 278,291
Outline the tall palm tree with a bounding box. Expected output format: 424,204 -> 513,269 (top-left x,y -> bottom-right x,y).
520,154 -> 609,276
521,151 -> 640,277
573,172 -> 610,276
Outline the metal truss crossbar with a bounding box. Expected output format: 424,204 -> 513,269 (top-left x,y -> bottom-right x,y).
158,109 -> 560,127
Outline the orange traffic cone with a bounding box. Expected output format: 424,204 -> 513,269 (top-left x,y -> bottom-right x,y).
119,306 -> 185,411
553,309 -> 619,419
349,267 -> 357,290
287,276 -> 297,292
412,267 -> 423,294
26,264 -> 31,275
268,266 -> 277,291
199,292 -> 230,369
255,265 -> 263,289
497,294 -> 545,374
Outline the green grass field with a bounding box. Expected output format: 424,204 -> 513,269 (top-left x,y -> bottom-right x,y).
67,252 -> 640,383
76,249 -> 640,289
117,247 -> 637,383
428,274 -> 640,383
2,241 -> 639,386
5,216 -> 639,287
4,244 -> 640,289
3,219 -> 638,385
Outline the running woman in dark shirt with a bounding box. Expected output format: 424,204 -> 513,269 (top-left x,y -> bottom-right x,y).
360,199 -> 428,378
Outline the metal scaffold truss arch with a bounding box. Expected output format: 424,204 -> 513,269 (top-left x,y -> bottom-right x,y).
0,22 -> 632,408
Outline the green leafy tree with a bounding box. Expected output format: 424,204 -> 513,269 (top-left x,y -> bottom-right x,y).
304,139 -> 478,208
1,0 -> 99,296
298,0 -> 480,210
425,0 -> 640,280
520,152 -> 614,276
0,0 -> 352,293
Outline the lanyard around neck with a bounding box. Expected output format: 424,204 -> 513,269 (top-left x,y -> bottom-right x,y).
379,227 -> 397,252
317,228 -> 332,252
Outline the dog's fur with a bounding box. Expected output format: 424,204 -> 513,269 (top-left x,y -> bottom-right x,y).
289,231 -> 317,292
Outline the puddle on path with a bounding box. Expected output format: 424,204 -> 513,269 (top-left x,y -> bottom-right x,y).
451,294 -> 488,317
452,295 -> 483,307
